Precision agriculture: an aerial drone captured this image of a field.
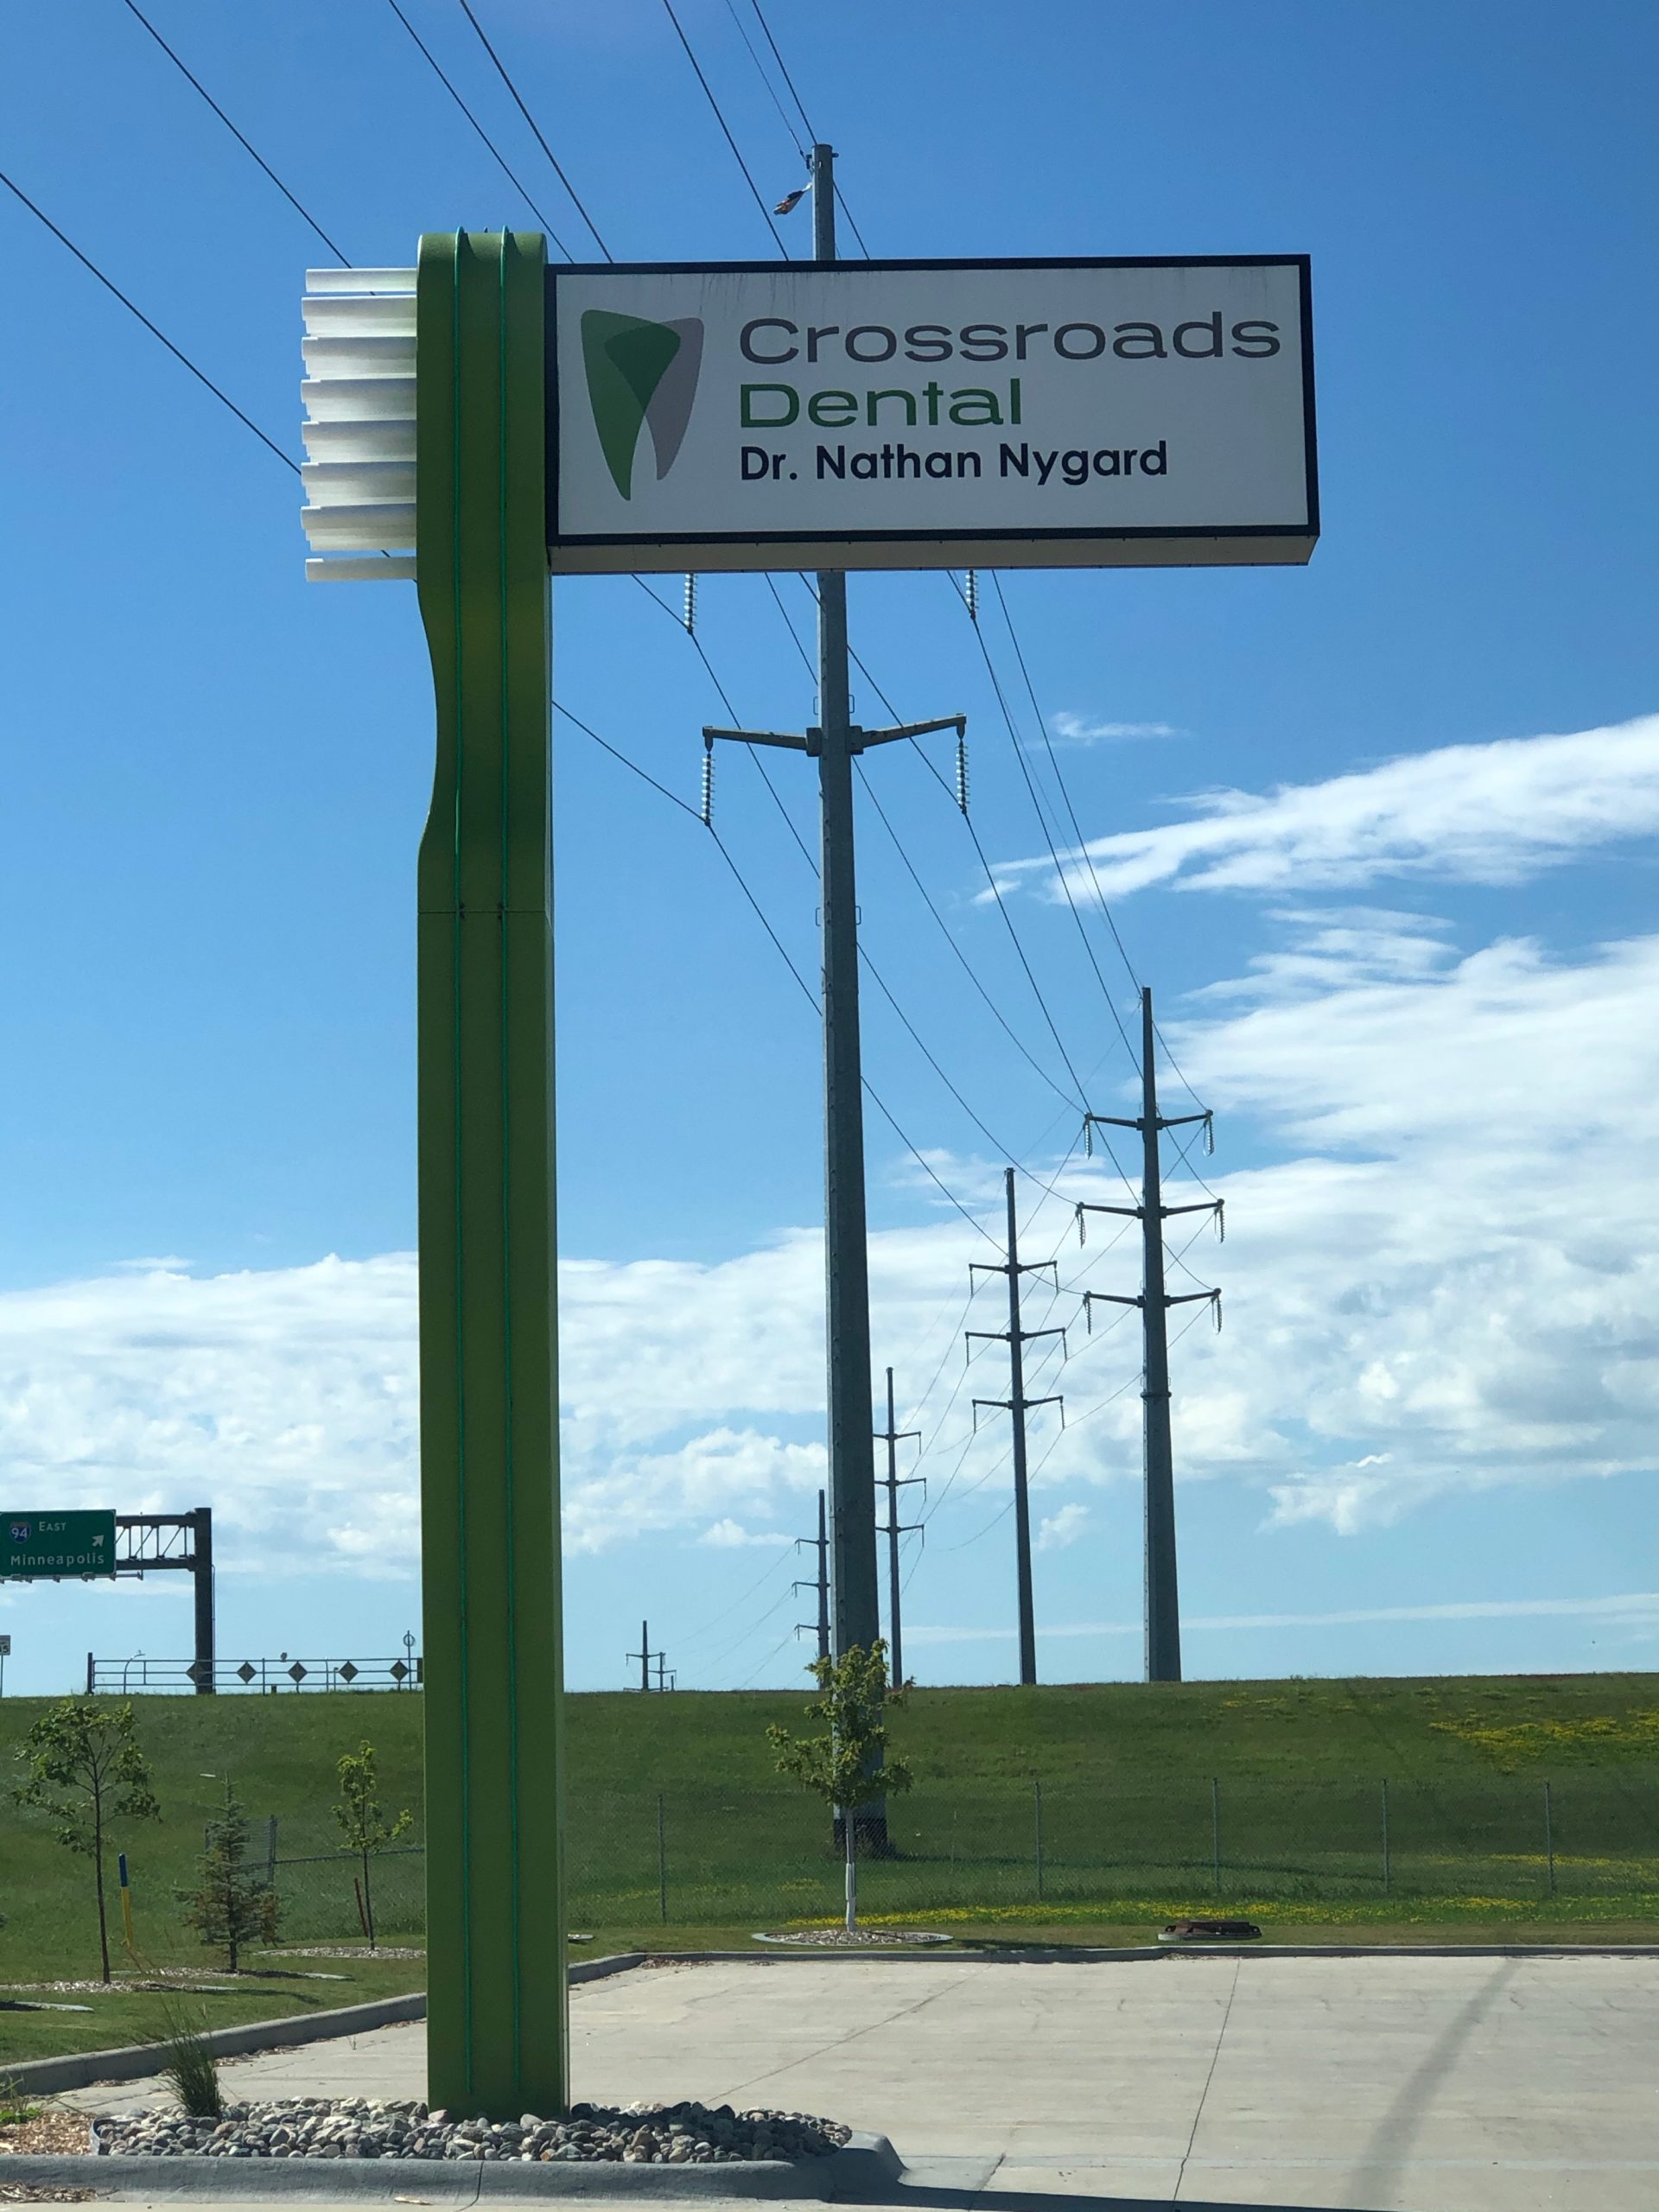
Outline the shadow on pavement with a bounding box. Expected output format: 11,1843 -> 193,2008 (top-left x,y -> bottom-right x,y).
836,2180 -> 1347,2212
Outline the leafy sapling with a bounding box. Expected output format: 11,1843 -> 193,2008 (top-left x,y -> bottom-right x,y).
11,1699 -> 159,1982
768,1640 -> 912,1929
331,1741 -> 412,1951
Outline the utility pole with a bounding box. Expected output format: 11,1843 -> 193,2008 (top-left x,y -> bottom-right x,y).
703,147 -> 965,1724
626,1620 -> 656,1692
967,1167 -> 1066,1685
652,1655 -> 676,1692
1079,988 -> 1221,1683
794,1491 -> 830,1663
874,1370 -> 923,1688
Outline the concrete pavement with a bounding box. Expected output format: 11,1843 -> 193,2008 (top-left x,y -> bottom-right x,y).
60,1951 -> 1659,2209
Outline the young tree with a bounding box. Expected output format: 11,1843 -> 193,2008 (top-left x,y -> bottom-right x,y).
768,1641 -> 912,1929
331,1740 -> 412,1951
11,1698 -> 160,1981
179,1780 -> 277,1971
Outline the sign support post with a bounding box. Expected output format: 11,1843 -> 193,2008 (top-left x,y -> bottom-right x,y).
415,230 -> 568,2118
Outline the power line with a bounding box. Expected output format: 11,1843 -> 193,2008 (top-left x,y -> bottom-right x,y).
385,0 -> 576,257
721,0 -> 806,156
988,573 -> 1144,1000
672,1537 -> 796,1652
959,586 -> 1139,1070
628,581 -> 1044,1216
659,0 -> 791,257
747,0 -> 816,143
741,2 -> 874,257
855,764 -> 1081,1115
119,0 -> 351,263
559,698 -> 1000,1249
553,699 -> 702,820
798,582 -> 1095,1105
453,0 -> 613,258
0,167 -> 297,474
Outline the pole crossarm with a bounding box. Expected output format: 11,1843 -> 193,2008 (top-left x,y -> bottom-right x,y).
703,715 -> 964,760
853,714 -> 966,752
1085,1109 -> 1212,1136
970,1257 -> 1058,1285
1085,1288 -> 1221,1313
966,1324 -> 1067,1351
972,1393 -> 1063,1425
1077,1197 -> 1223,1237
701,724 -> 810,753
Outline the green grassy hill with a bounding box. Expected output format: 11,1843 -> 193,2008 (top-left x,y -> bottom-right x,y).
2,1673 -> 1656,2058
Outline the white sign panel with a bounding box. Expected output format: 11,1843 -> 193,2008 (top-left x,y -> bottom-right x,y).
548,257 -> 1315,575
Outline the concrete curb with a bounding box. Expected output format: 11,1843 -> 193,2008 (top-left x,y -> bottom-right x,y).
643,1941 -> 1659,1965
0,2136 -> 900,2202
2,1960 -> 646,2097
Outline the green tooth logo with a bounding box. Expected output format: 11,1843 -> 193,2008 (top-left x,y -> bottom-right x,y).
582,309 -> 704,499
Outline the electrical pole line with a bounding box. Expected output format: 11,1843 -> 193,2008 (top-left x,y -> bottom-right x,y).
966,1166 -> 1066,1685
1078,988 -> 1222,1683
626,1620 -> 665,1692
875,1368 -> 923,1687
794,1490 -> 831,1663
702,146 -> 967,1758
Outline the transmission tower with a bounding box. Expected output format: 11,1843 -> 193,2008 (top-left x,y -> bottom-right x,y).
626,1620 -> 664,1692
1078,988 -> 1222,1683
794,1491 -> 830,1663
874,1369 -> 923,1686
966,1166 -> 1066,1685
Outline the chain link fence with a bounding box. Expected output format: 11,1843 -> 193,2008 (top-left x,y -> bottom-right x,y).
258,1772 -> 1659,1938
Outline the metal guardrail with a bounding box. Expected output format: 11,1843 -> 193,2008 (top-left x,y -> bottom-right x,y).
87,1653 -> 423,1694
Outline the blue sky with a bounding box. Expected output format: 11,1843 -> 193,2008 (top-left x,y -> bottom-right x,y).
3,0 -> 1657,1695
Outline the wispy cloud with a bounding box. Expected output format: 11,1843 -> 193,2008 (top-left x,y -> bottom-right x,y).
908,1592 -> 1659,1643
994,715 -> 1659,900
1049,713 -> 1183,745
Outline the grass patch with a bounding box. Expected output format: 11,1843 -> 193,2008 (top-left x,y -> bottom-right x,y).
0,1672 -> 1653,2036
0,1951 -> 422,2064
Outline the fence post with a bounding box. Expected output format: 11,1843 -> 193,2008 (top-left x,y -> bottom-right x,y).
1543,1780 -> 1555,1897
1382,1777 -> 1390,1896
1034,1779 -> 1045,1900
1211,1777 -> 1222,1897
657,1792 -> 667,1924
266,1815 -> 279,1892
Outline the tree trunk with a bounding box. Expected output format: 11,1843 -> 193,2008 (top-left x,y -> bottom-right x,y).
362,1852 -> 377,1949
92,1817 -> 110,1981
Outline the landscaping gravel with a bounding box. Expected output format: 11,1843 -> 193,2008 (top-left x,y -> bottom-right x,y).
96,2099 -> 851,2166
753,1928 -> 948,1948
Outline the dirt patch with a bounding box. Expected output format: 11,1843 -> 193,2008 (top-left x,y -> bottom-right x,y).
0,2115 -> 93,2158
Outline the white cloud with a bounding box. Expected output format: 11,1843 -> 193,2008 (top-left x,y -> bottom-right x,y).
907,1592 -> 1659,1643
6,724 -> 1659,1581
1049,713 -> 1182,744
1036,1503 -> 1090,1551
697,1517 -> 786,1548
993,715 -> 1659,901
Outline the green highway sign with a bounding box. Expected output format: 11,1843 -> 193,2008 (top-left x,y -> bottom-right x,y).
2,1512 -> 118,1579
